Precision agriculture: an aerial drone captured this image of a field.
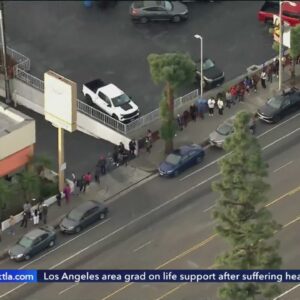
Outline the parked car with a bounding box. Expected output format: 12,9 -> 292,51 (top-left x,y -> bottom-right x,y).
59,200 -> 109,234
158,144 -> 205,177
209,114 -> 255,148
82,79 -> 139,123
258,1 -> 300,26
195,58 -> 225,90
257,88 -> 300,123
8,226 -> 56,261
130,1 -> 188,23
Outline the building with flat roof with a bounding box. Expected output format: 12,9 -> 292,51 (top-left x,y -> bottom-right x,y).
0,102 -> 35,177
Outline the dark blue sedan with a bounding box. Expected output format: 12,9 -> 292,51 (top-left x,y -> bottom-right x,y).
158,144 -> 205,177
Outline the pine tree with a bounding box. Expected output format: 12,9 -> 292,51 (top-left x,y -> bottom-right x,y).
212,111 -> 282,300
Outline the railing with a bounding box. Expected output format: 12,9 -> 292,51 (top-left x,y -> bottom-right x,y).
15,67 -> 44,91
77,100 -> 126,134
5,45 -> 31,71
14,64 -> 201,136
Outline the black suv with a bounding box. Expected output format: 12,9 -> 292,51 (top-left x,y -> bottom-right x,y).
195,58 -> 225,90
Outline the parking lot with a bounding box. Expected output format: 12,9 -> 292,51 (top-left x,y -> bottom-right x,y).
5,1 -> 275,115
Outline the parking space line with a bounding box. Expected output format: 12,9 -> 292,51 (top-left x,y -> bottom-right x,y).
133,240 -> 152,253
58,283 -> 79,296
273,161 -> 293,173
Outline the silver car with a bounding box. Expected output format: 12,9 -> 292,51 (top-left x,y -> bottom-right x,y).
209,115 -> 255,148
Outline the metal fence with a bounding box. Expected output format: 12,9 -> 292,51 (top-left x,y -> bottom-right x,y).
5,45 -> 31,71
77,100 -> 126,134
13,63 -> 201,135
15,67 -> 44,91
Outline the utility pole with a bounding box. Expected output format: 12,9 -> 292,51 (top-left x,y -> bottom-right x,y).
0,1 -> 12,104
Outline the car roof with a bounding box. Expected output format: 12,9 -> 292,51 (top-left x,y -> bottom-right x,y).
99,83 -> 123,99
72,200 -> 102,213
133,1 -> 165,8
173,144 -> 201,156
24,228 -> 47,240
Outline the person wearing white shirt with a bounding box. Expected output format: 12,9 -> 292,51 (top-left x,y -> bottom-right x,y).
207,97 -> 215,116
217,98 -> 224,115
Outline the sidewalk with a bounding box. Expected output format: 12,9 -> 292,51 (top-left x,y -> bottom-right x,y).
1,66 -> 299,259
130,67 -> 300,172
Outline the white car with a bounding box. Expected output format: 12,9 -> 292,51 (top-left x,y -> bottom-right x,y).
82,79 -> 139,122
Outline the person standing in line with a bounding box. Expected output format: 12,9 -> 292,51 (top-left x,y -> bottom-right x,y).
33,209 -> 39,225
112,146 -> 119,167
56,192 -> 62,206
230,86 -> 238,104
129,139 -> 136,158
225,90 -> 232,108
182,110 -> 189,127
145,137 -> 152,153
41,202 -> 48,224
190,104 -> 197,121
260,70 -> 267,89
146,129 -> 153,143
8,215 -> 16,235
63,183 -> 71,204
207,97 -> 215,116
20,211 -> 28,228
23,201 -> 32,221
176,114 -> 183,131
217,97 -> 224,115
266,64 -> 273,83
99,155 -> 107,175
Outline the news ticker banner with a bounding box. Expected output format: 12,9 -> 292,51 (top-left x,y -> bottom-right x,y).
1,270 -> 300,283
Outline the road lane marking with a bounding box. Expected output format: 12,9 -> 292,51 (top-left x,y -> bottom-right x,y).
133,240 -> 152,253
261,128 -> 300,151
155,215 -> 300,300
273,283 -> 300,299
58,283 -> 79,296
19,218 -> 111,270
273,161 -> 293,173
266,186 -> 300,207
0,218 -> 110,299
101,188 -> 300,300
180,111 -> 300,182
203,204 -> 216,213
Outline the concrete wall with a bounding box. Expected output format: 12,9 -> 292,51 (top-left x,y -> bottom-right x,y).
0,76 -> 131,147
0,119 -> 35,160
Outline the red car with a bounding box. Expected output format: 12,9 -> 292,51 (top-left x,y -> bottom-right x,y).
258,1 -> 300,27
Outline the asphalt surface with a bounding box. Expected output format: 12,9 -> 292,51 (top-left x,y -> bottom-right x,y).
5,1 -> 275,114
0,112 -> 299,299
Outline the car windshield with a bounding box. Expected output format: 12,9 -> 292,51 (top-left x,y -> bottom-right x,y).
18,236 -> 34,248
165,153 -> 181,165
163,1 -> 172,11
67,209 -> 83,221
111,93 -> 130,107
203,59 -> 215,70
216,123 -> 233,136
267,96 -> 284,109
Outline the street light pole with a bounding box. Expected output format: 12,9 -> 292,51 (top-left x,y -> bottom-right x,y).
278,1 -> 297,92
0,1 -> 11,104
194,34 -> 203,98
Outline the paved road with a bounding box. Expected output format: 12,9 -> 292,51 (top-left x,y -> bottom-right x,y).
0,112 -> 299,299
5,1 -> 275,114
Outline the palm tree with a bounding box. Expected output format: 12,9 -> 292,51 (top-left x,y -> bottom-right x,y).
147,53 -> 195,153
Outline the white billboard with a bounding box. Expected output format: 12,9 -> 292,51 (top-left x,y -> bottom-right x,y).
44,71 -> 77,132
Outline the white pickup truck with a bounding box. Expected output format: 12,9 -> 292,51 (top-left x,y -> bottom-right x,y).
82,79 -> 139,122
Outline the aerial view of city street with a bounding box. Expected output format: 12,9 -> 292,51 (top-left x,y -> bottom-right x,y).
0,1 -> 300,300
